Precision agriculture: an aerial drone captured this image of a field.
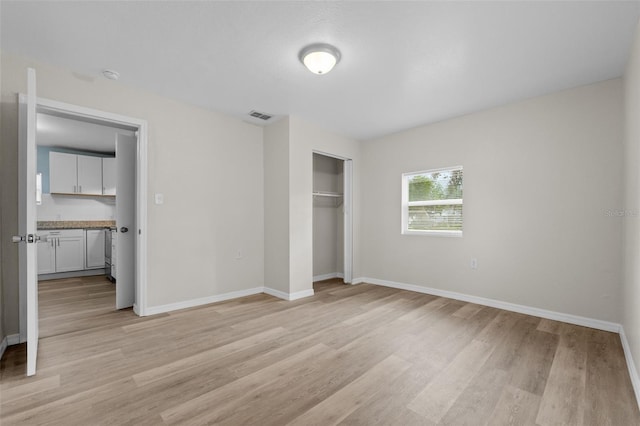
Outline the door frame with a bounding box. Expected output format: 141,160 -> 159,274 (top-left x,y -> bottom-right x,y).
312,150 -> 353,284
18,95 -> 149,341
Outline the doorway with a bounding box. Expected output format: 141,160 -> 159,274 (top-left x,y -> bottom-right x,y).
18,95 -> 149,348
312,151 -> 353,285
35,111 -> 135,308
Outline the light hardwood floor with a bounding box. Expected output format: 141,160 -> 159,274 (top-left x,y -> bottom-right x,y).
1,277 -> 638,425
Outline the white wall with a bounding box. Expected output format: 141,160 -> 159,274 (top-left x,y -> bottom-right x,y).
37,194 -> 115,221
1,52 -> 265,333
361,79 -> 624,322
623,18 -> 640,393
264,118 -> 290,294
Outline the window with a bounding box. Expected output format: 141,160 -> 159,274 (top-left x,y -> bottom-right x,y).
402,166 -> 463,236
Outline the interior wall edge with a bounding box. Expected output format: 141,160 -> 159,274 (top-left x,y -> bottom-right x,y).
0,335 -> 7,360
620,326 -> 640,410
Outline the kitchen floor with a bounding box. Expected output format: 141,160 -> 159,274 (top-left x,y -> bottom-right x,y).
38,275 -> 123,338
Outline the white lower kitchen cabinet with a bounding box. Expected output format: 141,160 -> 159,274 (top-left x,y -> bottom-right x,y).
37,229 -> 85,274
86,229 -> 106,269
37,232 -> 56,274
110,230 -> 116,281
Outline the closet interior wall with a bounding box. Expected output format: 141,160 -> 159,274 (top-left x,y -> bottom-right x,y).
312,153 -> 344,281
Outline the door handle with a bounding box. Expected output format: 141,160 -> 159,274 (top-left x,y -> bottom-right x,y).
12,234 -> 40,243
120,227 -> 128,233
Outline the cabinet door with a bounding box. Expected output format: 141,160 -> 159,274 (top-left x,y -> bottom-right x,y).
77,155 -> 103,195
49,152 -> 77,194
102,157 -> 116,195
37,232 -> 56,274
110,230 -> 116,280
85,229 -> 106,269
55,230 -> 85,272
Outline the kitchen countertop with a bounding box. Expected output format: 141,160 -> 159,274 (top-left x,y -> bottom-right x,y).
37,220 -> 116,230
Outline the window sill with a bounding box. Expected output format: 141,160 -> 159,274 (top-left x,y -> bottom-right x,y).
402,230 -> 463,238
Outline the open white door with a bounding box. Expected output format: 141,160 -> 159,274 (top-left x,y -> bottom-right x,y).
15,68 -> 39,376
115,133 -> 136,309
343,159 -> 353,283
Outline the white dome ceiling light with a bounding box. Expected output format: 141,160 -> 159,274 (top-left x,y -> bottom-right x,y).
299,43 -> 341,75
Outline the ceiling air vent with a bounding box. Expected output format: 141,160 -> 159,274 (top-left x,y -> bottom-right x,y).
248,110 -> 272,121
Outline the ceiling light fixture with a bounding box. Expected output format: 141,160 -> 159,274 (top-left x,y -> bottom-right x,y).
299,43 -> 341,75
102,69 -> 120,81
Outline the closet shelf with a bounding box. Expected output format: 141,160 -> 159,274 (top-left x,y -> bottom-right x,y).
312,191 -> 343,198
313,191 -> 343,207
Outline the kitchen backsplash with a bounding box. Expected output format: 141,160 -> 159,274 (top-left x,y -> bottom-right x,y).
37,194 -> 115,221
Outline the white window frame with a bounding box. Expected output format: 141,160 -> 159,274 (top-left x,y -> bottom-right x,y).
401,166 -> 463,237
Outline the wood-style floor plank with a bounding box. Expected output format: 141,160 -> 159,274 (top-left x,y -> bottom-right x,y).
0,276 -> 638,425
536,324 -> 589,426
406,339 -> 495,423
286,354 -> 411,426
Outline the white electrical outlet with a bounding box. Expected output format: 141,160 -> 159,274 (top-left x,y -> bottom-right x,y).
154,193 -> 164,205
470,258 -> 478,269
235,249 -> 243,260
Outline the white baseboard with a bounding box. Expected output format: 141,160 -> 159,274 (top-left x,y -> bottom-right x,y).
7,334 -> 21,345
313,272 -> 344,282
0,336 -> 7,360
264,287 -> 315,301
1,334 -> 21,359
351,277 -> 366,285
263,287 -> 290,300
146,285 -> 317,315
620,326 -> 640,409
290,289 -> 315,300
145,287 -> 264,316
360,277 -> 621,333
39,269 -> 106,280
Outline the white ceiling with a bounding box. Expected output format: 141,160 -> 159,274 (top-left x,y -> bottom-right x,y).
37,113 -> 133,153
3,1 -> 639,140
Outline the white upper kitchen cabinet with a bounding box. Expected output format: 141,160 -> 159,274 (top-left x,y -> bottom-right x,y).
102,157 -> 116,195
49,152 -> 103,195
49,152 -> 77,194
77,155 -> 103,195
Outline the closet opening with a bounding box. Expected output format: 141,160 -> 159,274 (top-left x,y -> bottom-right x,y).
312,152 -> 353,286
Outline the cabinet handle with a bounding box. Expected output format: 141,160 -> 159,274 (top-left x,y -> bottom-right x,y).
57,238 -> 60,247
73,185 -> 77,193
79,185 -> 82,193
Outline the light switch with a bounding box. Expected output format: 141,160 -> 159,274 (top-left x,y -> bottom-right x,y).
154,193 -> 164,205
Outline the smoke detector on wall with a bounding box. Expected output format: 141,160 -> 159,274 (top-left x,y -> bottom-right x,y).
102,69 -> 120,80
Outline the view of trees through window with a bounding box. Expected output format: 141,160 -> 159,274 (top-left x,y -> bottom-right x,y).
407,168 -> 463,232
